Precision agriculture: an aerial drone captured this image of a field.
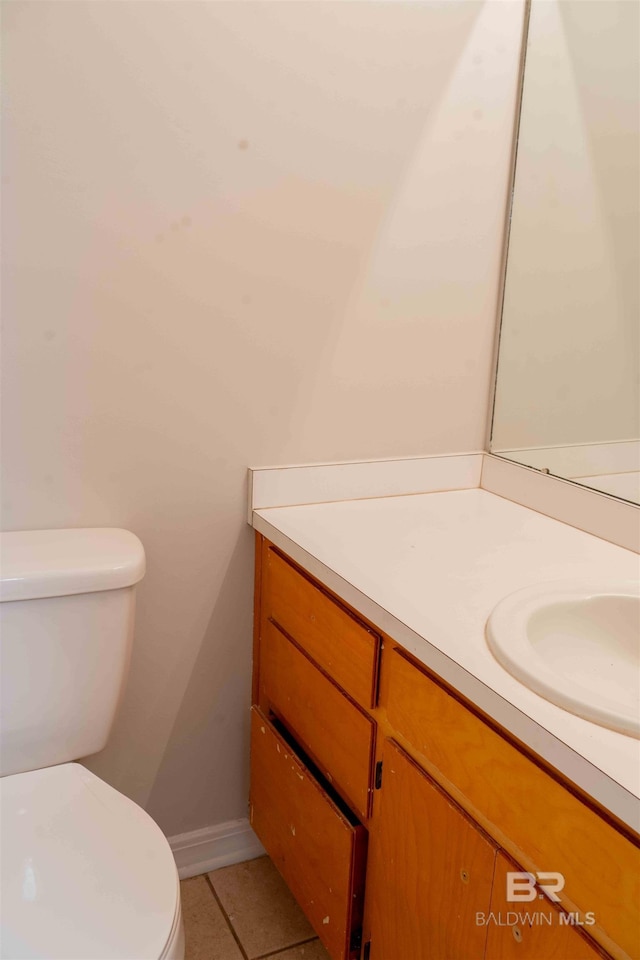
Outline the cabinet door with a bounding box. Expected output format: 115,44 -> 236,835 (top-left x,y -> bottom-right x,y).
485,852 -> 608,960
385,647 -> 639,956
367,740 -> 496,960
250,708 -> 367,960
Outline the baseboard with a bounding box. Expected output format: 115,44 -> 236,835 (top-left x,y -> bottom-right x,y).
169,818 -> 266,880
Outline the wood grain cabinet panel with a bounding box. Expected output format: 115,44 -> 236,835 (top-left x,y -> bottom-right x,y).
249,707 -> 367,960
367,739 -> 497,960
259,617 -> 375,821
262,544 -> 380,708
251,539 -> 633,960
385,647 -> 640,958
485,852 -> 610,960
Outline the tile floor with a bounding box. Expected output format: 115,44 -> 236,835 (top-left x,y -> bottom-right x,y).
181,855 -> 331,960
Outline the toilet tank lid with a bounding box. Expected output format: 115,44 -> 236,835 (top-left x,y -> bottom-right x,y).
0,528 -> 146,601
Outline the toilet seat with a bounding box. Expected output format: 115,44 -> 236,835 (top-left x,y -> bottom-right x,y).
1,763 -> 183,960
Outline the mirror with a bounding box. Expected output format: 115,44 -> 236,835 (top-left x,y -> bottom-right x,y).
490,0 -> 639,504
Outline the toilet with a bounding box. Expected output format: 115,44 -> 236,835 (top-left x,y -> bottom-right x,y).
0,528 -> 185,960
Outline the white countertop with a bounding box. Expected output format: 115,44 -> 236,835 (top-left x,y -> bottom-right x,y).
253,488 -> 640,832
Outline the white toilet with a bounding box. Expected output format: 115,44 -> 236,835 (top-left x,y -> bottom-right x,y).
0,528 -> 185,960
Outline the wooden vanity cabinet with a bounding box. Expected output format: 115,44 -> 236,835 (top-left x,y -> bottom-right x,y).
251,539 -> 379,960
258,617 -> 376,822
250,708 -> 367,960
383,648 -> 640,960
367,739 -> 497,960
485,852 -> 608,960
250,535 -> 639,960
366,747 -> 610,960
260,544 -> 381,708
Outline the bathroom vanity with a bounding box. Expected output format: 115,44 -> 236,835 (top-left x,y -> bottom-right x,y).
249,484 -> 640,960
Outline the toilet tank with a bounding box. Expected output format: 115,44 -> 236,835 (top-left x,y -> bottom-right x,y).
0,528 -> 145,777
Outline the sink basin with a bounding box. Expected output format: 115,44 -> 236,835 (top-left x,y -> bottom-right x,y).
486,581 -> 640,738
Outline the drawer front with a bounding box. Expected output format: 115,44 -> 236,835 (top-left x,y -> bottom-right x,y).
260,618 -> 375,821
250,708 -> 367,960
263,545 -> 380,708
385,648 -> 639,960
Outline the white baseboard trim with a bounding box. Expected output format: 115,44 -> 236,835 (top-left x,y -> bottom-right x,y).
169,818 -> 266,880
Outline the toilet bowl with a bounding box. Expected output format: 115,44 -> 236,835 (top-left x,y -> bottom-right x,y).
1,765 -> 184,960
0,529 -> 185,960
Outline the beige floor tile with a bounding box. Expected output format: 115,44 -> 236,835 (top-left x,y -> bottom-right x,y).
180,875 -> 244,960
208,855 -> 315,959
266,940 -> 331,960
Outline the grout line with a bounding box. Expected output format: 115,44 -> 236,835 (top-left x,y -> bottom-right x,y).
252,935 -> 322,959
199,867 -> 322,960
204,873 -> 250,960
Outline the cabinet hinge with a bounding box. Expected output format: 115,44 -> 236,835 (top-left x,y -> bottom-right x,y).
362,940 -> 371,960
375,761 -> 383,790
349,927 -> 362,955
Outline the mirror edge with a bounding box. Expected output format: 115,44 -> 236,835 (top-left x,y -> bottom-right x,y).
485,0 -> 532,455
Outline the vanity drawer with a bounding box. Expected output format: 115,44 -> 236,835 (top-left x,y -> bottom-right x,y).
385,648 -> 640,960
259,618 -> 375,821
262,545 -> 380,708
250,708 -> 367,960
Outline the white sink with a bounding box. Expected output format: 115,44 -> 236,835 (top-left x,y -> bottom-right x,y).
486,582 -> 640,738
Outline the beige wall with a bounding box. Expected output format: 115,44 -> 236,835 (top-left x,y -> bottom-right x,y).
1,0 -> 524,836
